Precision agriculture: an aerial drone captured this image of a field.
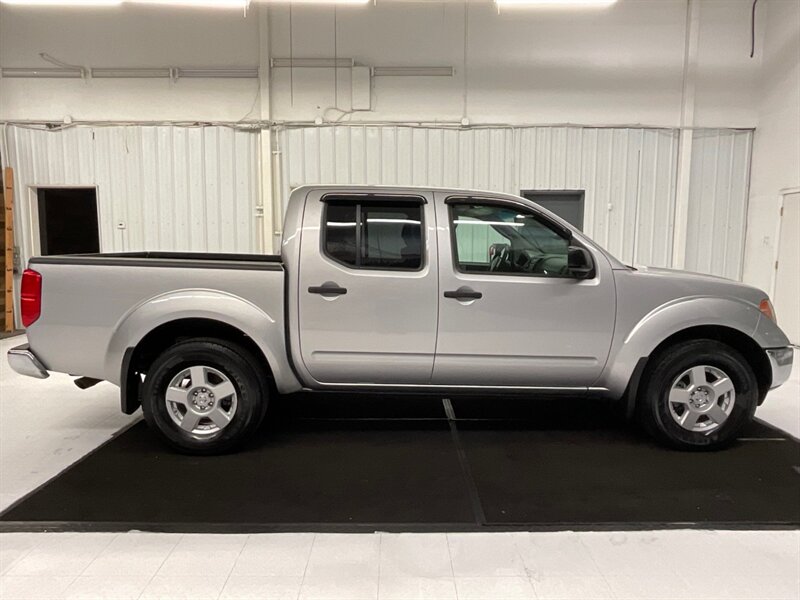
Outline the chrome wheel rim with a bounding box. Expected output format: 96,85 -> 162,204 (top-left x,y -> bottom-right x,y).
165,365 -> 238,438
668,365 -> 735,434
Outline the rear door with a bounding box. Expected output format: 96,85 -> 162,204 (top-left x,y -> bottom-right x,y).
297,189 -> 438,385
432,193 -> 616,388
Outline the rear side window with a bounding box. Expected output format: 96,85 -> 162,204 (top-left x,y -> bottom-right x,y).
324,203 -> 359,266
323,198 -> 423,270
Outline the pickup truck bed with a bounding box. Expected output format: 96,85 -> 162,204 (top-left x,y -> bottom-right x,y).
23,251 -> 296,403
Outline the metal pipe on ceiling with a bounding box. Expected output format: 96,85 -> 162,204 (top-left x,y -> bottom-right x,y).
0,66 -> 259,79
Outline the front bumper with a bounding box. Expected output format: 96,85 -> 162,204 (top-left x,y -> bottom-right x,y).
767,346 -> 794,389
7,344 -> 49,379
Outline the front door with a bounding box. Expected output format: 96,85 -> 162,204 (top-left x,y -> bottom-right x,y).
432,193 -> 616,388
297,190 -> 438,385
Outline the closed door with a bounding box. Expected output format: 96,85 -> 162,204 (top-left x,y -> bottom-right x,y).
774,192 -> 799,345
433,194 -> 616,388
297,191 -> 439,384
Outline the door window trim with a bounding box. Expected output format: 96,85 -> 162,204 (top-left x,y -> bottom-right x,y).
445,195 -> 591,279
320,194 -> 427,272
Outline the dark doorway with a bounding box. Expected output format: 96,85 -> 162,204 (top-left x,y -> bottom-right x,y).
522,190 -> 585,231
37,188 -> 100,255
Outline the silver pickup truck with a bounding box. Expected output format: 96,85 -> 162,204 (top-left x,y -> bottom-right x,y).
8,185 -> 794,454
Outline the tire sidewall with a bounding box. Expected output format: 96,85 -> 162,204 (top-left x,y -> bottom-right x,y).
645,341 -> 758,449
142,341 -> 264,454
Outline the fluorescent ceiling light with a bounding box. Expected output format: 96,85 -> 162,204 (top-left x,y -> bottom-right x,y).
128,0 -> 246,7
257,0 -> 369,3
495,0 -> 617,6
0,0 -> 367,5
1,0 -> 121,5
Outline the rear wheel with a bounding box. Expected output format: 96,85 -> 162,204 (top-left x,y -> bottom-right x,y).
141,339 -> 268,454
637,339 -> 758,450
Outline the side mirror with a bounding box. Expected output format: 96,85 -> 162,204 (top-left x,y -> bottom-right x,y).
568,245 -> 594,279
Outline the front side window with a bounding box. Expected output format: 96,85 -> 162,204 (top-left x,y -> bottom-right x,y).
450,202 -> 570,277
323,198 -> 423,270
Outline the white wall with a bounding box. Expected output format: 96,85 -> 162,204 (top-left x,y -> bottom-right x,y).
684,128 -> 753,280
268,0 -> 761,127
1,0 -> 763,127
742,0 -> 800,293
0,4 -> 259,122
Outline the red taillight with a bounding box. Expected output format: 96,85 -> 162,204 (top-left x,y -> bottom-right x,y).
21,269 -> 42,328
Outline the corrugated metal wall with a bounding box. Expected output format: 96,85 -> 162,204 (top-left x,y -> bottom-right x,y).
277,125 -> 752,277
4,124 -> 261,267
685,129 -> 753,280
276,125 -> 680,268
3,123 -> 751,283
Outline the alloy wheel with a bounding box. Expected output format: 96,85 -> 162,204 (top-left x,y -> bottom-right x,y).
668,365 -> 736,434
164,365 -> 238,438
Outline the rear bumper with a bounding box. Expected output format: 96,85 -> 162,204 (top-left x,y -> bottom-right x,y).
7,344 -> 49,379
767,346 -> 794,389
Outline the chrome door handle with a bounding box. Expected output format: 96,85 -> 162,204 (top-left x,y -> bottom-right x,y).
443,286 -> 482,300
308,282 -> 348,296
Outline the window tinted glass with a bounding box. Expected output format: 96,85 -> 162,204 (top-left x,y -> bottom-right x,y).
323,199 -> 423,270
324,202 -> 358,267
451,203 -> 569,277
362,203 -> 422,269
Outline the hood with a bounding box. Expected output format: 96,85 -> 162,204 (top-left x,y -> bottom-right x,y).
634,265 -> 734,283
629,265 -> 768,306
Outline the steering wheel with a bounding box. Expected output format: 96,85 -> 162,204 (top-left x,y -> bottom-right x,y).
533,255 -> 569,276
489,246 -> 513,272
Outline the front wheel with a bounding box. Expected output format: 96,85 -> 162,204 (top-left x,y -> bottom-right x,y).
637,339 -> 758,450
141,339 -> 268,454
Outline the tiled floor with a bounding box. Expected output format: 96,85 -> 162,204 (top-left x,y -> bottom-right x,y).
2,530 -> 799,599
1,334 -> 799,599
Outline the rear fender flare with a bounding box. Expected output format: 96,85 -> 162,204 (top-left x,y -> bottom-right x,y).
104,288 -> 300,392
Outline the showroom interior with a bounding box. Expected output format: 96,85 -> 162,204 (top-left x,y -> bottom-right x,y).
0,0 -> 799,598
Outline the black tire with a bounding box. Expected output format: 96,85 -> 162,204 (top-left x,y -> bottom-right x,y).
141,338 -> 268,454
637,339 -> 758,450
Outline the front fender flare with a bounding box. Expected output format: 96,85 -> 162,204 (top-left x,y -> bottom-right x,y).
603,295 -> 766,399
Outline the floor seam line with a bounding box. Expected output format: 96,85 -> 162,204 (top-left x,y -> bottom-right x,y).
295,532 -> 315,600
376,532 -> 382,600
577,535 -> 617,599
217,534 -> 249,600
443,398 -> 487,527
136,532 -> 183,600
445,533 -> 459,600
62,531 -> 119,595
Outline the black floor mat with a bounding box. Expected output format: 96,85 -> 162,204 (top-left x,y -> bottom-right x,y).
461,424 -> 800,526
2,395 -> 798,532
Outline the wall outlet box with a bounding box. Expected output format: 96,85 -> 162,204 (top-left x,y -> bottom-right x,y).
351,66 -> 371,111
